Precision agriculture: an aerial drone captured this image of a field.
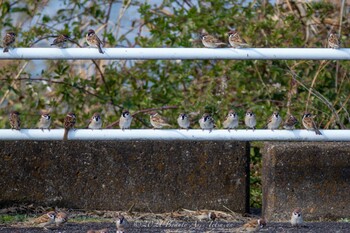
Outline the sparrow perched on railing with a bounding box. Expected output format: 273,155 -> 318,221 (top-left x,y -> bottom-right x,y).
38,113 -> 51,131
51,34 -> 70,48
199,113 -> 215,131
283,114 -> 298,130
228,30 -> 249,48
302,112 -> 322,135
55,211 -> 68,227
266,111 -> 282,130
86,29 -> 104,54
177,113 -> 190,129
244,110 -> 256,130
63,112 -> 76,140
290,208 -> 303,227
200,33 -> 226,48
3,32 -> 16,53
87,112 -> 102,129
119,110 -> 133,130
32,211 -> 56,228
9,111 -> 21,130
116,214 -> 129,233
149,112 -> 171,129
223,110 -> 239,131
328,30 -> 340,49
235,218 -> 266,232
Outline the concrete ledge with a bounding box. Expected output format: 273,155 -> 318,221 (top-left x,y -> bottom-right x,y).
0,141 -> 249,213
262,142 -> 350,221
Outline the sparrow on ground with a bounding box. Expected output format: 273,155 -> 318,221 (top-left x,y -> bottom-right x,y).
177,113 -> 190,129
32,211 -> 56,228
51,34 -> 70,47
302,112 -> 322,135
266,111 -> 282,130
283,114 -> 298,130
86,29 -> 104,54
200,33 -> 227,48
208,212 -> 216,221
235,218 -> 266,232
87,112 -> 102,129
119,110 -> 133,130
55,211 -> 68,227
3,32 -> 16,53
9,111 -> 21,130
328,30 -> 340,49
63,112 -> 76,140
38,113 -> 51,131
223,110 -> 239,131
290,208 -> 303,227
244,110 -> 256,130
228,30 -> 249,48
199,113 -> 215,131
87,229 -> 108,233
116,214 -> 129,233
149,112 -> 171,129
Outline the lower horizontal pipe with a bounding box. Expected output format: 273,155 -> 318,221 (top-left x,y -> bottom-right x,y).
0,129 -> 349,141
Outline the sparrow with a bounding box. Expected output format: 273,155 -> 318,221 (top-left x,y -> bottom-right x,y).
119,110 -> 133,130
87,112 -> 102,129
32,211 -> 56,228
55,211 -> 68,227
86,29 -> 104,54
290,208 -> 303,227
149,112 -> 171,129
266,111 -> 282,130
51,34 -> 70,47
208,212 -> 216,221
283,114 -> 298,130
244,110 -> 256,130
9,111 -> 21,130
38,113 -> 51,131
223,110 -> 239,131
199,113 -> 215,131
3,32 -> 16,53
328,30 -> 340,49
302,112 -> 322,135
200,33 -> 227,48
116,214 -> 129,233
228,30 -> 249,48
87,229 -> 108,233
236,218 -> 266,232
177,113 -> 190,129
63,112 -> 76,140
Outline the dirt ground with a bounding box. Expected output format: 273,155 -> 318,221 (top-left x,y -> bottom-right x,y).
0,207 -> 349,233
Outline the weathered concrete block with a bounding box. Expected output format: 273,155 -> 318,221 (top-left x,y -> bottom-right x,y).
0,141 -> 249,213
262,142 -> 350,221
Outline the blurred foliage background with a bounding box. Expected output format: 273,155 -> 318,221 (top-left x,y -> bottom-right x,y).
0,0 -> 349,209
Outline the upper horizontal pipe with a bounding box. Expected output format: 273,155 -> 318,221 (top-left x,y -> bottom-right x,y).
1,48 -> 350,60
0,129 -> 349,141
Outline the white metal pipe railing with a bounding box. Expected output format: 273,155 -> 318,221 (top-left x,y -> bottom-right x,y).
1,48 -> 350,60
0,129 -> 349,141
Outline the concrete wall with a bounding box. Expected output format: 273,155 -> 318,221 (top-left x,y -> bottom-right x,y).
262,142 -> 350,221
0,141 -> 249,213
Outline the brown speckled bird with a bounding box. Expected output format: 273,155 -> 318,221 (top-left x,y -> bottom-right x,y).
63,112 -> 76,140
3,32 -> 16,53
328,30 -> 340,49
51,34 -> 70,47
9,111 -> 21,130
228,30 -> 249,48
302,112 -> 322,135
86,29 -> 104,54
